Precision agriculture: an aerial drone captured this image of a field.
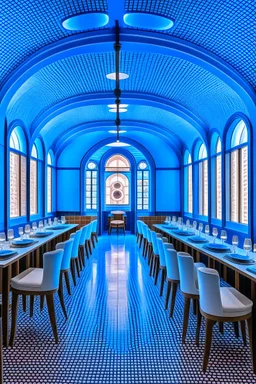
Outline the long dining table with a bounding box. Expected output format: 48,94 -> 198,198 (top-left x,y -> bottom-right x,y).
0,223 -> 78,349
153,223 -> 256,373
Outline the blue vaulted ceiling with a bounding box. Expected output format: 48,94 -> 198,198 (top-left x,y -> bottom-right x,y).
1,0 -> 255,159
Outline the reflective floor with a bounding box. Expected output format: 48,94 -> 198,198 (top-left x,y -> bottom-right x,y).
4,234 -> 256,383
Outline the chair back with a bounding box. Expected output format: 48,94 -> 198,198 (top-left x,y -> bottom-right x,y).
41,249 -> 63,291
79,225 -> 88,245
56,239 -> 74,271
147,227 -> 152,243
113,213 -> 123,220
70,229 -> 82,258
92,220 -> 98,233
137,220 -> 143,235
151,231 -> 159,255
157,238 -> 166,267
165,249 -> 180,281
85,223 -> 92,240
162,237 -> 168,243
177,252 -> 199,295
142,223 -> 148,239
198,267 -> 223,316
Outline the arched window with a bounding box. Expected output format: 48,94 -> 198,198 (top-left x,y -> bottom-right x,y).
137,161 -> 149,210
184,151 -> 192,213
105,154 -> 130,206
106,173 -> 129,205
47,150 -> 54,213
30,139 -> 43,215
211,135 -> 222,220
85,161 -> 98,210
228,119 -> 248,224
105,154 -> 130,171
197,143 -> 208,216
9,126 -> 27,218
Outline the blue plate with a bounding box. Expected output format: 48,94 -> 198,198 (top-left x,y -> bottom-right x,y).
226,253 -> 250,261
162,225 -> 177,230
206,243 -> 230,250
189,236 -> 208,243
32,231 -> 53,238
0,250 -> 18,258
45,225 -> 67,230
12,239 -> 35,245
174,231 -> 194,237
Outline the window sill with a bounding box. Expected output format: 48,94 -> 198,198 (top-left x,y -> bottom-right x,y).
225,221 -> 248,234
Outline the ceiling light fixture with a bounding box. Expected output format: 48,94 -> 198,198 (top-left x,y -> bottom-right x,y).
123,12 -> 174,31
108,104 -> 128,108
106,72 -> 129,80
109,108 -> 127,113
62,13 -> 109,31
108,130 -> 127,133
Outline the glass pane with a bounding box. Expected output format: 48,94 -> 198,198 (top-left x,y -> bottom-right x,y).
188,165 -> 193,213
240,146 -> 248,224
30,159 -> 37,215
10,152 -> 20,217
47,166 -> 52,213
20,155 -> 27,216
203,160 -> 208,216
215,155 -> 222,219
230,150 -> 239,222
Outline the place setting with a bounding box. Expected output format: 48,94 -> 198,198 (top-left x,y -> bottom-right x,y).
224,237 -> 256,265
45,216 -> 68,231
170,218 -> 195,236
188,222 -> 209,244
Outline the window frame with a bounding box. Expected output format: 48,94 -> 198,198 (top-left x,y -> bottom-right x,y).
85,161 -> 98,210
47,150 -> 55,214
137,161 -> 149,211
183,150 -> 193,214
195,143 -> 208,217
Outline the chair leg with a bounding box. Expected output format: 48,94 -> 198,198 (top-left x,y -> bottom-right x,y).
75,258 -> 81,278
182,297 -> 190,344
91,236 -> 96,248
58,273 -> 68,319
247,316 -> 253,356
233,321 -> 239,338
40,295 -> 45,311
136,233 -> 139,243
139,235 -> 143,249
240,320 -> 247,346
64,271 -> 71,295
169,282 -> 178,318
218,322 -> 224,334
78,249 -> 83,271
70,259 -> 77,286
85,243 -> 89,259
160,269 -> 166,296
193,299 -> 197,315
30,295 -> 34,318
9,292 -> 19,347
165,281 -> 171,310
149,254 -> 155,276
202,319 -> 215,372
46,293 -> 58,344
22,295 -> 26,312
88,240 -> 93,255
154,258 -> 160,285
196,300 -> 202,346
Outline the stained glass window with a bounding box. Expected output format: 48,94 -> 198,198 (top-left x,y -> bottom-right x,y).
9,127 -> 27,218
106,173 -> 129,205
47,150 -> 54,213
198,144 -> 208,216
137,161 -> 149,210
184,151 -> 192,213
85,162 -> 97,210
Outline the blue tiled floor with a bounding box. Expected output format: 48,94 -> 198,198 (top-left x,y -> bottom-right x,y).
4,234 -> 256,383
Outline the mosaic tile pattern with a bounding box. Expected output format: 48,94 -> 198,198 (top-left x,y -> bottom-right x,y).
3,234 -> 256,383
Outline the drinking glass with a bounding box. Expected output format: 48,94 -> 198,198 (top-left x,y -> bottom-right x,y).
253,244 -> 256,253
32,222 -> 37,233
198,223 -> 203,237
243,238 -> 252,257
48,218 -> 52,226
186,220 -> 190,229
212,227 -> 218,243
0,232 -> 6,250
44,219 -> 47,227
18,227 -> 24,240
38,221 -> 43,232
205,224 -> 209,239
25,224 -> 31,238
220,230 -> 227,245
232,235 -> 239,254
193,221 -> 197,233
172,216 -> 177,223
7,229 -> 14,243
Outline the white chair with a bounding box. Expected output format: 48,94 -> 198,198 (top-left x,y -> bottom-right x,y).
197,267 -> 253,372
150,232 -> 164,278
84,223 -> 93,257
146,227 -> 153,264
9,249 -> 64,346
177,252 -> 205,344
78,225 -> 88,267
91,220 -> 98,247
70,230 -> 82,286
141,223 -> 149,257
157,238 -> 170,295
165,248 -> 180,317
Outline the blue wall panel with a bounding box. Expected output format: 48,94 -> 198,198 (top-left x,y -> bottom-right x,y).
156,170 -> 180,212
57,169 -> 80,211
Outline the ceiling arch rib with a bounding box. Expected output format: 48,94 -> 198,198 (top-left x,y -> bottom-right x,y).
30,93 -> 207,142
2,31 -> 255,121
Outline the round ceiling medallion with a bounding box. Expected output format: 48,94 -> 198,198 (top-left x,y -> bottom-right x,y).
123,12 -> 174,31
62,13 -> 109,31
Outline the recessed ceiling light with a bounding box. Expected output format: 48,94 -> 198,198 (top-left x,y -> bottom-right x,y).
107,142 -> 130,147
109,108 -> 127,113
108,104 -> 129,108
62,13 -> 109,31
108,130 -> 127,133
106,72 -> 129,80
123,12 -> 174,31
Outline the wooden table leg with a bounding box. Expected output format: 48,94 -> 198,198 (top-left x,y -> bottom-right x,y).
0,318 -> 2,384
2,265 -> 11,347
35,248 -> 40,268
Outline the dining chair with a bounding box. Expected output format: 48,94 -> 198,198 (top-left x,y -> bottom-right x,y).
70,230 -> 82,286
198,267 -> 253,372
9,249 -> 63,346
